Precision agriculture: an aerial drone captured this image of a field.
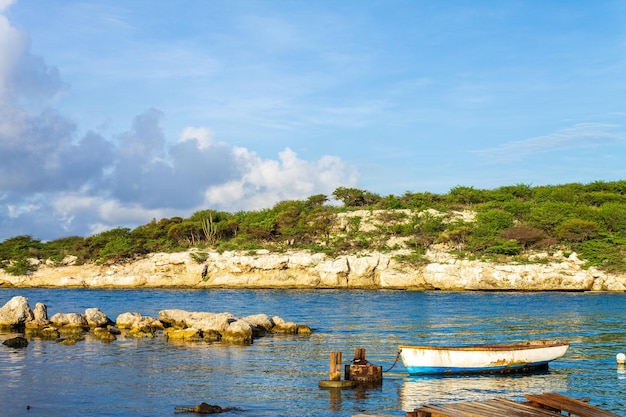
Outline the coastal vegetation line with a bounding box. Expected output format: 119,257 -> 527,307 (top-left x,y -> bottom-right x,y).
1,180 -> 626,278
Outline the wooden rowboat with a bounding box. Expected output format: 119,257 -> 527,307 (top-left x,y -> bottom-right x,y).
399,340 -> 569,375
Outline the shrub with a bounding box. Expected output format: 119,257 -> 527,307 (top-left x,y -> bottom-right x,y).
501,224 -> 545,249
555,219 -> 600,242
575,238 -> 626,271
4,258 -> 37,276
474,209 -> 515,235
527,202 -> 575,234
484,240 -> 521,256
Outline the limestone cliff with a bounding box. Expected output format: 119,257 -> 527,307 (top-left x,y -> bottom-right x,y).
1,248 -> 625,291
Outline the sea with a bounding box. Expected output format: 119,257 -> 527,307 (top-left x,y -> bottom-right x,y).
0,289 -> 625,416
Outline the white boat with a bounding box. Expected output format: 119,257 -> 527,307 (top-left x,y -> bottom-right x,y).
399,340 -> 569,375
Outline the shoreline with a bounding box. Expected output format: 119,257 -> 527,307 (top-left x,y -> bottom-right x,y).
1,249 -> 625,291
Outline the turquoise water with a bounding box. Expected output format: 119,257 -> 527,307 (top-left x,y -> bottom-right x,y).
1,289 -> 625,416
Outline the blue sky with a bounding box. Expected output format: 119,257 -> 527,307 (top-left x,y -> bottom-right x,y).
1,0 -> 625,241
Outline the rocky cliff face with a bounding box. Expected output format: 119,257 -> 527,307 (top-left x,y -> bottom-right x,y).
1,248 -> 625,291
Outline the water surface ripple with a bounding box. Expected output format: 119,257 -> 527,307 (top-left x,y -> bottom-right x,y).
1,289 -> 624,416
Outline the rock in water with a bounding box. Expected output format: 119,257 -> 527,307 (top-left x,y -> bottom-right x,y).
0,296 -> 34,327
194,403 -> 223,413
2,336 -> 29,348
174,402 -> 228,414
85,308 -> 111,328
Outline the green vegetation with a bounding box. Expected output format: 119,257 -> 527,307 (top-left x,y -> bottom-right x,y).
2,180 -> 626,276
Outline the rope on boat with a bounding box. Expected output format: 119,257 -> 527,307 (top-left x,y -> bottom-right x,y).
383,350 -> 402,372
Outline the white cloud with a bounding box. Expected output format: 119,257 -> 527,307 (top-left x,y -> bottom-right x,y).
0,0 -> 14,12
475,123 -> 625,163
97,199 -> 170,226
0,2 -> 360,241
0,6 -> 26,101
204,147 -> 357,211
179,126 -> 215,150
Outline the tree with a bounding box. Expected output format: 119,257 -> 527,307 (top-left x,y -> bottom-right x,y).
0,235 -> 42,261
305,194 -> 328,208
332,187 -> 380,207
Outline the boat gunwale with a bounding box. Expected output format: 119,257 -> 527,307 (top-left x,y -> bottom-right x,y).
398,340 -> 570,352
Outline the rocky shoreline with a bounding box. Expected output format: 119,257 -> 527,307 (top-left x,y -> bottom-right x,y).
0,296 -> 312,346
1,248 -> 625,291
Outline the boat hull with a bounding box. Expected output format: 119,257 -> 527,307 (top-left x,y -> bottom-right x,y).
399,340 -> 569,376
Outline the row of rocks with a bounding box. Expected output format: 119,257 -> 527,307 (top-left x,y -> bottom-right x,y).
0,296 -> 311,345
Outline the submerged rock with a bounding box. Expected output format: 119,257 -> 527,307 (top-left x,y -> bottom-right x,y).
93,327 -> 117,342
174,402 -> 233,414
296,324 -> 312,335
56,337 -> 79,346
24,324 -> 60,339
163,328 -> 204,342
2,336 -> 28,348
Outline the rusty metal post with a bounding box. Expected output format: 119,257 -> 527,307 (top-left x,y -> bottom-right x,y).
345,347 -> 383,385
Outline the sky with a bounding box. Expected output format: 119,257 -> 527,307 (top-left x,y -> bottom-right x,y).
1,0 -> 625,242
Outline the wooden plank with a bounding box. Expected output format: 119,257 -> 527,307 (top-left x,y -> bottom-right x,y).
541,392 -> 621,417
526,392 -> 621,417
352,415 -> 398,417
353,415 -> 398,417
412,393 -> 622,417
446,402 -> 508,417
418,397 -> 561,417
487,398 -> 565,417
525,393 -> 622,417
475,400 -> 549,417
416,404 -> 474,417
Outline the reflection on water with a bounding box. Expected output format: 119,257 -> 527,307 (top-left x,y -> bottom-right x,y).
399,371 -> 569,410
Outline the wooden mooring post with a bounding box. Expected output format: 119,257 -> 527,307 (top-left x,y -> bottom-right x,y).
330,351 -> 342,381
318,351 -> 357,389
